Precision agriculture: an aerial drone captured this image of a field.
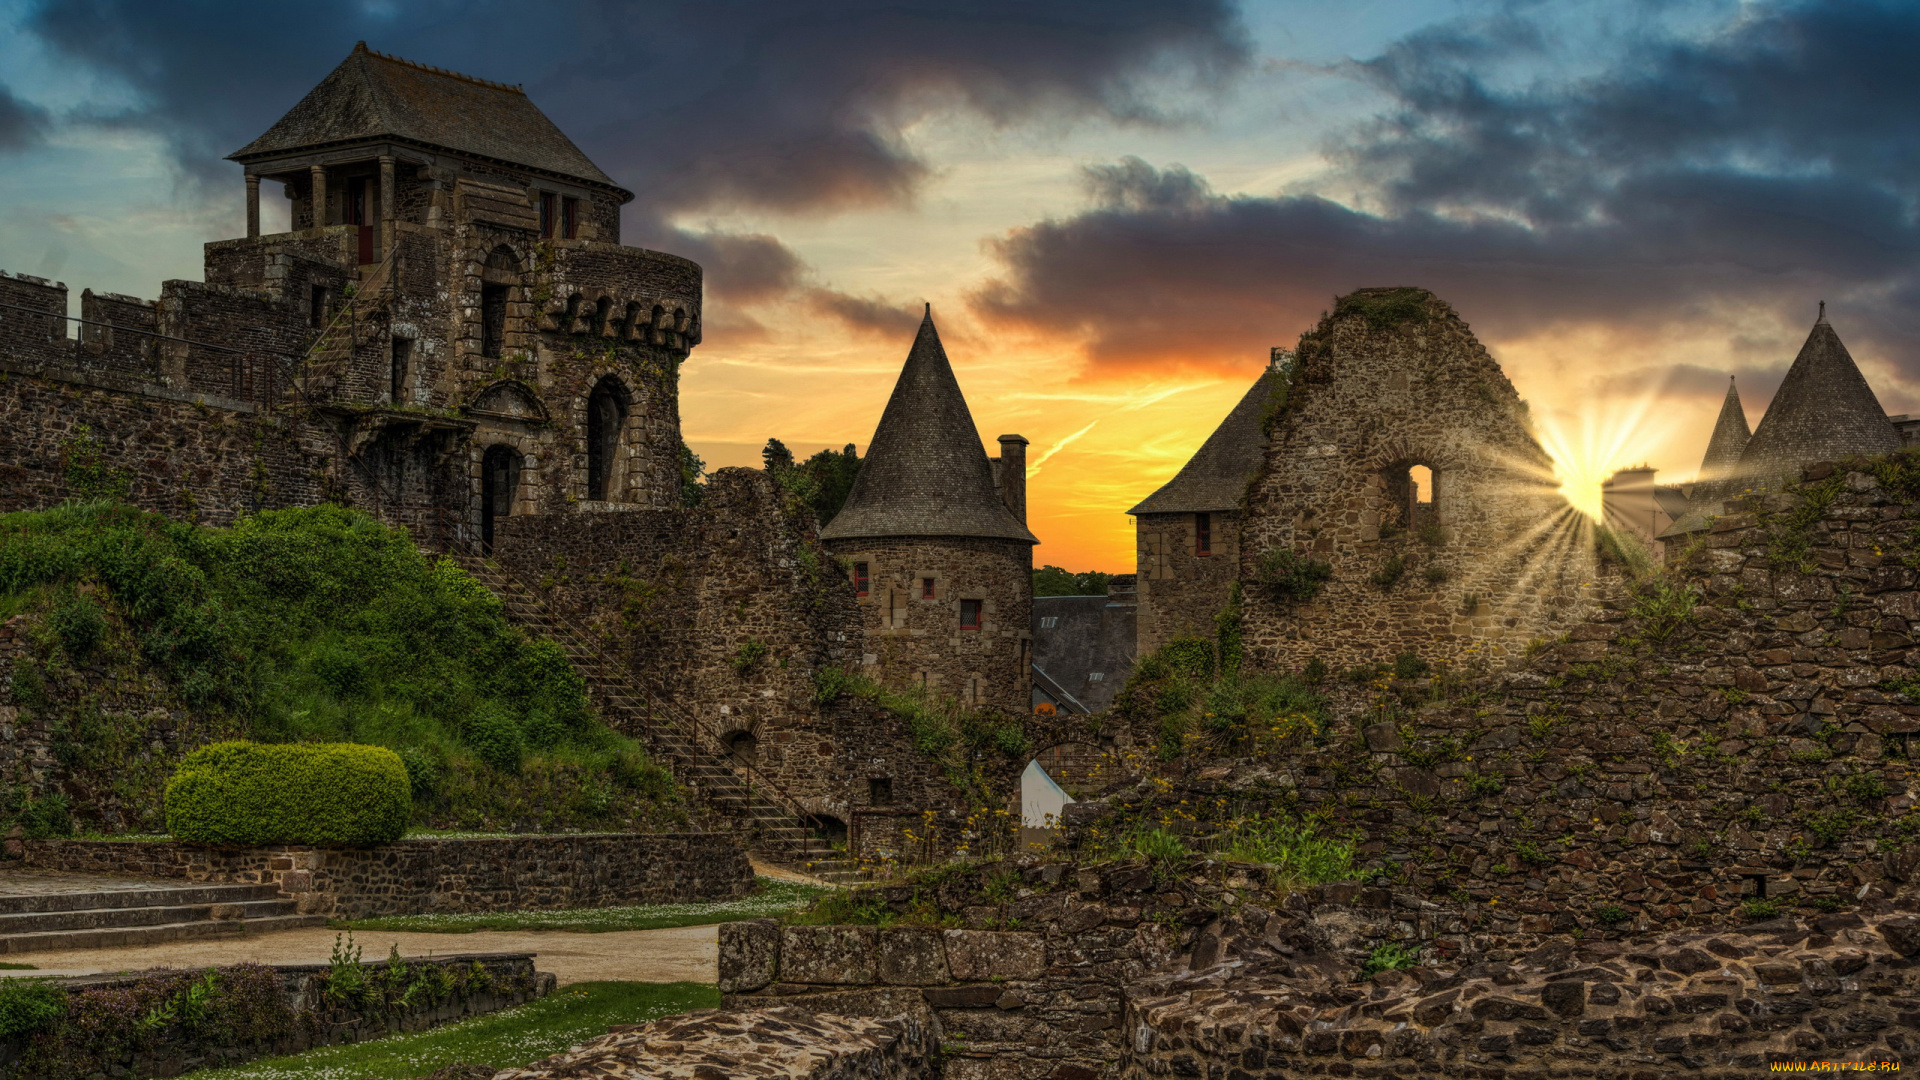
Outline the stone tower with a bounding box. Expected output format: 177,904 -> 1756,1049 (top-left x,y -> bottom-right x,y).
819,311 -> 1037,714
221,42 -> 702,538
1129,359 -> 1281,656
1237,288 -> 1598,669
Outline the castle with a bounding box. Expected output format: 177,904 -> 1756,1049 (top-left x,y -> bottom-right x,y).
0,44 -> 1040,863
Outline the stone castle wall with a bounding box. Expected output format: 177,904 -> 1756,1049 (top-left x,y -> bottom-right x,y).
18,832 -> 751,919
1085,458 -> 1920,935
492,469 -> 969,829
1237,290 -> 1604,670
1133,510 -> 1240,656
824,536 -> 1034,716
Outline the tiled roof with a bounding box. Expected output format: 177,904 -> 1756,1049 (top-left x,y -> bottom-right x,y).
1731,312 -> 1899,491
229,43 -> 625,195
819,310 -> 1037,543
1128,369 -> 1278,515
1664,311 -> 1899,535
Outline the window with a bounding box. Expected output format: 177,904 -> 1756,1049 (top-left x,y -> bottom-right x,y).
853,563 -> 869,597
539,193 -> 558,238
868,777 -> 893,806
480,285 -> 508,358
921,577 -> 936,599
1195,512 -> 1212,556
960,599 -> 982,630
1039,616 -> 1058,629
309,285 -> 329,329
389,338 -> 411,403
586,378 -> 629,502
1382,461 -> 1440,533
1088,672 -> 1105,682
562,197 -> 578,239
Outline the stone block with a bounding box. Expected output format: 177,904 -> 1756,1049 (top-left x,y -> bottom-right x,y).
943,930 -> 1045,981
876,927 -> 949,986
782,925 -> 879,984
720,918 -> 781,993
1878,915 -> 1920,958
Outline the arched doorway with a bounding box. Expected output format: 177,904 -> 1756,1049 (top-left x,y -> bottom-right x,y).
480,444 -> 520,554
724,730 -> 758,767
479,246 -> 517,360
801,813 -> 847,846
585,377 -> 630,502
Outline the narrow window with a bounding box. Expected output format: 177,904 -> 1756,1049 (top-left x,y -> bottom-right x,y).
853,563 -> 870,597
389,338 -> 411,404
480,285 -> 508,358
1039,616 -> 1058,629
921,577 -> 935,600
309,285 -> 329,328
960,599 -> 982,630
1195,512 -> 1212,556
539,193 -> 557,238
562,197 -> 578,239
1088,672 -> 1105,682
586,379 -> 628,502
868,777 -> 893,806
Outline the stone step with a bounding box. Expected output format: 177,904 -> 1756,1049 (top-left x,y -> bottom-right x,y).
0,898 -> 300,935
0,883 -> 281,917
0,911 -> 325,955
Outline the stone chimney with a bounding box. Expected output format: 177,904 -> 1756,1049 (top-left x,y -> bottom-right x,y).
996,434 -> 1029,523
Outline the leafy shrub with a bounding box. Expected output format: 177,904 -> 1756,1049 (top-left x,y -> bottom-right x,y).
812,665 -> 860,705
729,638 -> 770,676
1370,555 -> 1406,589
1595,904 -> 1631,925
1422,564 -> 1449,585
1464,772 -> 1505,796
1741,898 -> 1780,920
1121,825 -> 1190,863
1253,548 -> 1332,601
3,787 -> 73,839
0,978 -> 65,1039
396,745 -> 441,801
1360,942 -> 1422,976
461,705 -> 524,774
1631,579 -> 1697,642
48,593 -> 107,658
1301,657 -> 1328,684
1334,287 -> 1432,331
165,741 -> 411,847
1391,651 -> 1428,680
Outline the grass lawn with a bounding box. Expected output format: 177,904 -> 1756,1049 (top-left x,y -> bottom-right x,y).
328,876 -> 826,934
183,980 -> 718,1080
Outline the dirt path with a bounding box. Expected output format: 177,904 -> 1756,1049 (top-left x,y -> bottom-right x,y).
0,924 -> 718,986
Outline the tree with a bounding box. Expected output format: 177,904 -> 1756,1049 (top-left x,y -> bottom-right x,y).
761,439 -> 863,526
1033,565 -> 1111,596
678,442 -> 706,507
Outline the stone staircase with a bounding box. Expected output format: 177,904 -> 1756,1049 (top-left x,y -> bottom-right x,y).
448,554 -> 858,880
0,883 -> 323,955
292,254 -> 394,403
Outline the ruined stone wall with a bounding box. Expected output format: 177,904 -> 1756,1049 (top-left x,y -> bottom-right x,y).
18,833 -> 751,918
1083,459 -> 1920,938
1237,290 -> 1603,670
824,536 -> 1034,716
1134,510 -> 1239,656
498,1007 -> 933,1080
492,470 -> 969,827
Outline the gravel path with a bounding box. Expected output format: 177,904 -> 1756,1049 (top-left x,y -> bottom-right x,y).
0,924 -> 718,986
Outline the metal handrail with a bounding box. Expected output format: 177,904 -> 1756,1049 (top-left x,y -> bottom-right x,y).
288,247 -> 398,403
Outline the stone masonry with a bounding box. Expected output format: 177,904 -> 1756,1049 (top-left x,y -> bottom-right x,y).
496,1007 -> 934,1080
1238,289 -> 1603,670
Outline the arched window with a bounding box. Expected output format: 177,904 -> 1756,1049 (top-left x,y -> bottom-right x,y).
480,444 -> 520,553
585,377 -> 630,502
479,246 -> 517,359
725,731 -> 758,766
593,296 -> 613,338
1381,460 -> 1440,535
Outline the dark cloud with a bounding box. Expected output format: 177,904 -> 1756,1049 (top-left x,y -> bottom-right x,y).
975,1 -> 1920,381
806,290 -> 926,338
22,0 -> 1247,299
0,85 -> 50,151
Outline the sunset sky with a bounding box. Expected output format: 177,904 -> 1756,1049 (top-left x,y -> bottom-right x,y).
4,1 -> 1918,571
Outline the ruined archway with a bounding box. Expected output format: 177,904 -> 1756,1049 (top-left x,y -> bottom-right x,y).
480,444 -> 520,553
585,376 -> 630,502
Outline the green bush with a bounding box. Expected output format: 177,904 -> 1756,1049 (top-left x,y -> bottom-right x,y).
165,741 -> 410,847
0,978 -> 65,1039
1253,548 -> 1332,601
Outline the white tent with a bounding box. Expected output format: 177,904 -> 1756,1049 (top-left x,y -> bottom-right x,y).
1020,759 -> 1075,829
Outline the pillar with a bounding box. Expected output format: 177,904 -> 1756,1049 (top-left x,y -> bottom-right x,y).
245,174 -> 260,238
309,164 -> 327,229
997,434 -> 1029,523
378,155 -> 395,257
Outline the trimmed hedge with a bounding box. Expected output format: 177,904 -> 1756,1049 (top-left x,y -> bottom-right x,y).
165,742 -> 410,847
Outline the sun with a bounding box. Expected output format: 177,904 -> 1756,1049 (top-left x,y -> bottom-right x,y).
1530,387 -> 1680,524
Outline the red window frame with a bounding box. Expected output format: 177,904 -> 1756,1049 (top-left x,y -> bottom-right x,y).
1195,512 -> 1212,556
853,562 -> 869,597
959,598 -> 982,630
921,577 -> 935,599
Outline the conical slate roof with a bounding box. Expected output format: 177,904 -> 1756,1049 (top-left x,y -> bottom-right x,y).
1696,378 -> 1751,487
819,311 -> 1038,543
229,43 -> 627,196
1129,369 -> 1278,515
1731,311 -> 1898,491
